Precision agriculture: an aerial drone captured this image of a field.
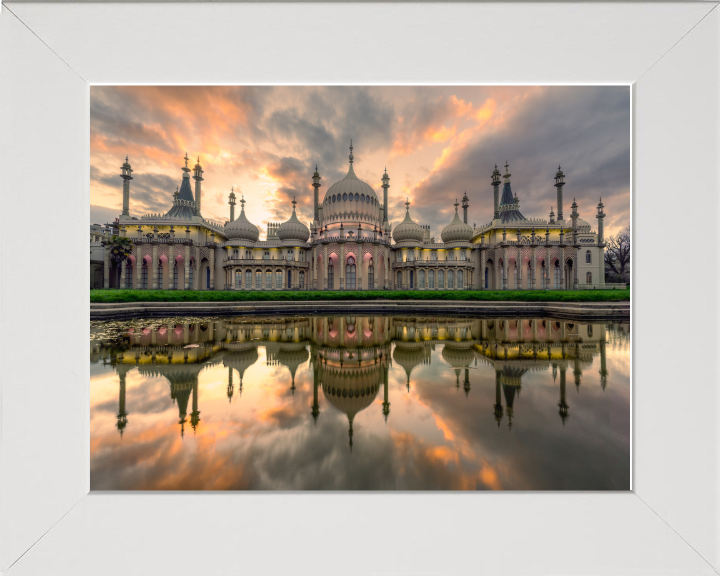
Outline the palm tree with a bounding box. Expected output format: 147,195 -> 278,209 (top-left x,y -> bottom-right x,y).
107,236 -> 134,266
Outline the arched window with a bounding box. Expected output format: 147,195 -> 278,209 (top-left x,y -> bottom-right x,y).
396,252 -> 402,263
457,270 -> 463,289
343,193 -> 348,201
287,270 -> 292,289
438,270 -> 445,289
484,267 -> 488,289
233,249 -> 239,259
396,271 -> 402,288
419,270 -> 425,288
188,263 -> 194,289
235,271 -> 242,288
276,271 -> 282,289
407,252 -> 414,262
346,256 -> 356,290
368,258 -> 374,289
355,193 -> 359,202
126,262 -> 133,288
586,250 -> 592,264
513,263 -> 518,289
554,260 -> 560,289
141,261 -> 148,289
255,270 -> 261,289
541,261 -> 547,289
429,270 -> 435,288
206,266 -> 210,290
158,260 -> 163,289
299,271 -> 305,289
266,270 -> 272,289
431,251 -> 438,261
448,270 -> 454,289
245,269 -> 252,289
328,261 -> 335,289
409,270 -> 414,289
586,271 -> 592,285
173,261 -> 179,289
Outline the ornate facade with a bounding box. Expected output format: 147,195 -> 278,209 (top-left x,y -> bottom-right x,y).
94,145 -> 623,291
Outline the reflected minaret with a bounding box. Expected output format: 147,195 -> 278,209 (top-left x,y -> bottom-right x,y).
348,416 -> 354,453
573,354 -> 582,392
311,367 -> 320,424
463,368 -> 471,397
227,367 -> 234,402
190,380 -> 201,434
117,371 -> 128,437
493,371 -> 504,428
382,365 -> 390,423
559,365 -> 569,425
599,340 -> 608,391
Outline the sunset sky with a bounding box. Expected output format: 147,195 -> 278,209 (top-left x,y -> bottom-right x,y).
90,86 -> 630,240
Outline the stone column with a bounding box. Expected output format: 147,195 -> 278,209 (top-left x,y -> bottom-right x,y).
502,247 -> 508,290
340,244 -> 345,290
103,245 -> 110,289
168,243 -> 175,289
152,244 -> 158,289
324,245 -> 328,290
530,246 -> 536,290
209,248 -> 215,290
119,259 -> 126,289
184,244 -> 190,289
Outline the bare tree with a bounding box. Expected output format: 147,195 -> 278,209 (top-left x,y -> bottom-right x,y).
604,225 -> 630,282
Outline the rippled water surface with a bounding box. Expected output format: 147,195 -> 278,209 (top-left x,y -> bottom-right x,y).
90,315 -> 630,490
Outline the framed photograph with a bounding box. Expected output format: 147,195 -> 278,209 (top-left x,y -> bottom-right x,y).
1,2 -> 718,575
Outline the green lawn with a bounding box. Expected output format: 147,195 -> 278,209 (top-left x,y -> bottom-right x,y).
91,288 -> 630,303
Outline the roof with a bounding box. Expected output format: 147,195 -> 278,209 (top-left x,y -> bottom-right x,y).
498,182 -> 526,223
165,173 -> 196,219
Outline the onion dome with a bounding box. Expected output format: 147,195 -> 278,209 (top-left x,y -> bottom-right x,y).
392,199 -> 424,243
441,200 -> 473,242
322,141 -> 381,227
277,197 -> 310,242
225,195 -> 260,241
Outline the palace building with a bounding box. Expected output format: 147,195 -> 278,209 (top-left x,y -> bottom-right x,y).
93,143 -> 624,291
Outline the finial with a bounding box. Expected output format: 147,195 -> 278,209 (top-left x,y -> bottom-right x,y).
240,194 -> 246,210
349,140 -> 354,164
184,152 -> 189,167
125,155 -> 128,162
292,196 -> 297,210
405,197 -> 410,211
454,199 -> 459,212
316,164 -> 318,171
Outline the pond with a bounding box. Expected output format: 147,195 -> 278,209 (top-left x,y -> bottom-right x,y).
90,314 -> 630,490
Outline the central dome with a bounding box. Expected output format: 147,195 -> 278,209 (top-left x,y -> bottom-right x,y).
225,197 -> 260,241
322,142 -> 381,228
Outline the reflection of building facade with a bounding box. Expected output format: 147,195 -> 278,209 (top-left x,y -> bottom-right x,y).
92,316 -> 625,444
96,145 -> 624,291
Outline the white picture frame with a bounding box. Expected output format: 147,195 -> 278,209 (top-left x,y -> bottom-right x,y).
1,2 -> 718,574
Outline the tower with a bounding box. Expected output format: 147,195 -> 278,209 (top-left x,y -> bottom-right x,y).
559,365 -> 569,425
120,156 -> 133,217
491,164 -> 501,220
193,155 -> 204,217
312,165 -> 321,223
228,187 -> 236,222
462,190 -> 470,225
382,364 -> 390,422
554,166 -> 565,221
381,167 -> 390,224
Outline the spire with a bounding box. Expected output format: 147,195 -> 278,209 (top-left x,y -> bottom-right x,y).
349,139 -> 354,165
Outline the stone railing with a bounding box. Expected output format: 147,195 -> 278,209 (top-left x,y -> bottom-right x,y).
223,258 -> 309,268
393,260 -> 472,268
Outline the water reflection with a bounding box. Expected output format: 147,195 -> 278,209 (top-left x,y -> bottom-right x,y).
91,316 -> 630,490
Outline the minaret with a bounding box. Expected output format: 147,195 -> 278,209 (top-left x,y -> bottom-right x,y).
228,187 -> 236,222
463,368 -> 471,397
549,206 -> 555,224
596,197 -> 605,245
120,156 -> 133,217
381,167 -> 390,224
571,197 -> 579,288
491,164 -> 501,220
554,166 -> 565,222
462,191 -> 470,225
193,155 -> 204,217
312,165 -> 321,224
